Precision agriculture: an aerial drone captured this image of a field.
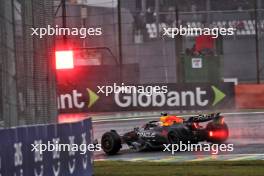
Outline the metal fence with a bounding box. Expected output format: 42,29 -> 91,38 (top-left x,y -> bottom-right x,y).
0,0 -> 57,127
2,0 -> 262,120
63,0 -> 264,84
124,1 -> 264,83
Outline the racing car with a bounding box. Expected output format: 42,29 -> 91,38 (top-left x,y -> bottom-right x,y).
101,112 -> 229,155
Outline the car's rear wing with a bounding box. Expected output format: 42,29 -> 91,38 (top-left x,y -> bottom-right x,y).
186,113 -> 221,123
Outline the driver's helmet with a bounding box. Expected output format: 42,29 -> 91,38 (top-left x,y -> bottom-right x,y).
161,112 -> 168,116
160,113 -> 169,124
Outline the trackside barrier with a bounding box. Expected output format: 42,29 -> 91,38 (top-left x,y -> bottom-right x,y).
235,84 -> 264,109
0,118 -> 93,176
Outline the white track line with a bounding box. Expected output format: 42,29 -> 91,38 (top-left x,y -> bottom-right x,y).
95,153 -> 264,162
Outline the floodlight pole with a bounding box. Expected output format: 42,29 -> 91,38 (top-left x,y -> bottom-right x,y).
62,0 -> 67,44
254,0 -> 260,84
55,0 -> 67,44
174,0 -> 183,83
117,0 -> 123,82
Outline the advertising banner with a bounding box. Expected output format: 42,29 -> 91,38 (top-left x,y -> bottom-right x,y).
235,84 -> 264,109
0,119 -> 93,176
58,83 -> 234,113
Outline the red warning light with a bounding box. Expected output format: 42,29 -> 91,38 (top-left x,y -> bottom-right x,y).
209,131 -> 213,137
55,50 -> 74,69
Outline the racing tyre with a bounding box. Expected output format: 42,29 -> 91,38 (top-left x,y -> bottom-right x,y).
101,131 -> 122,155
206,122 -> 229,143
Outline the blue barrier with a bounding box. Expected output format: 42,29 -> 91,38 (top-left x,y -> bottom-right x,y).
0,118 -> 93,176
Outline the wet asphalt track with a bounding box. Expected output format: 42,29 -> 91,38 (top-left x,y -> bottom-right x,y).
92,112 -> 264,161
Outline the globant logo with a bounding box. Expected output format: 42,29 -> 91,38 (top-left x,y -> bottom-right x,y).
114,86 -> 226,108
115,87 -> 209,108
57,88 -> 99,110
57,84 -> 228,112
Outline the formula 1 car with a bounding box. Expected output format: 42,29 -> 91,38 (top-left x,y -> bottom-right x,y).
101,113 -> 229,155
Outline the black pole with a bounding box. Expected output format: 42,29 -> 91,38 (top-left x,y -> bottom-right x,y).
117,0 -> 123,82
174,1 -> 182,83
254,0 -> 260,84
62,0 -> 67,44
175,3 -> 179,27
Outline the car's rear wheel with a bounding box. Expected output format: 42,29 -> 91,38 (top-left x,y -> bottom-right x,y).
101,131 -> 121,155
206,122 -> 229,143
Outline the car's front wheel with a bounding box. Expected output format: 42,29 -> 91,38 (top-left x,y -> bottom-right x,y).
101,131 -> 122,155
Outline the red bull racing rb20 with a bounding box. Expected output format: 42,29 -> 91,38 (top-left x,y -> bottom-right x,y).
101,113 -> 229,155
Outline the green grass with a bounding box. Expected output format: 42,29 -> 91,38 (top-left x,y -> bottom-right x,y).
94,160 -> 264,176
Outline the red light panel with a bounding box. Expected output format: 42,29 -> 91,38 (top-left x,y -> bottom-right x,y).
55,50 -> 74,69
209,131 -> 213,137
209,130 -> 228,139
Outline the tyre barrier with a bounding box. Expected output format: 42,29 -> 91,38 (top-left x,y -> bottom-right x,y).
0,118 -> 93,176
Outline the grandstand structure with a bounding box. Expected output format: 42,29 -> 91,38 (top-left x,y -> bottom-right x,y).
145,19 -> 264,38
121,0 -> 264,83
56,0 -> 264,84
127,0 -> 264,38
